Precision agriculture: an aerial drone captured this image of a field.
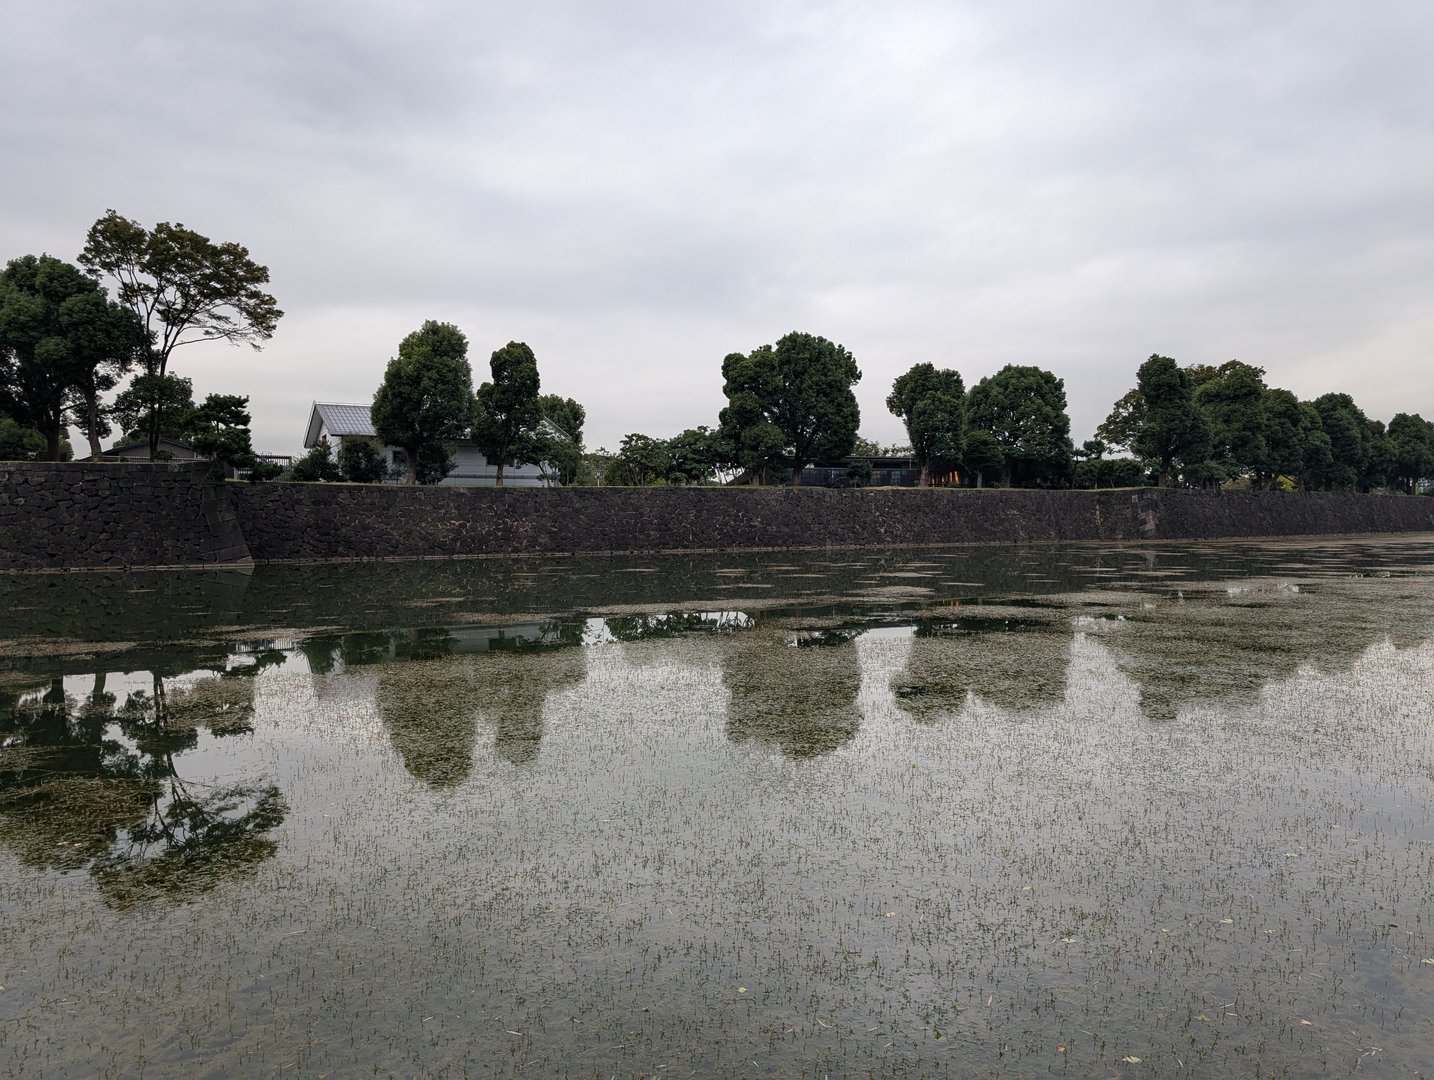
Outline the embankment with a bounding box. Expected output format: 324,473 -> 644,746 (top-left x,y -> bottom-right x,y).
2,461 -> 1433,571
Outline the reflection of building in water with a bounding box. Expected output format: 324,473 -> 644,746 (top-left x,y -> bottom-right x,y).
722,629 -> 863,757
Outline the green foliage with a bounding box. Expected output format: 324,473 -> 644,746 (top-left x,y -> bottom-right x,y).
112,373 -> 195,448
471,341 -> 543,487
0,415 -> 47,460
338,438 -> 387,484
535,394 -> 585,485
188,393 -> 256,478
664,426 -> 722,485
719,332 -> 862,486
78,211 -> 282,378
1194,361 -> 1268,481
1096,388 -> 1144,454
886,363 -> 965,486
0,254 -> 144,460
1130,355 -> 1208,487
371,320 -> 473,485
1388,413 -> 1434,494
966,365 -> 1073,487
607,433 -> 669,486
291,438 -> 342,483
961,430 -> 1005,488
1311,393 -> 1370,490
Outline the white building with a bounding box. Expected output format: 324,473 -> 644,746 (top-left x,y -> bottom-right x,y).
302,402 -> 556,487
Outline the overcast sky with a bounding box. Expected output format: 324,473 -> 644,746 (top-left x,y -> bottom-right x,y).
5,0 -> 1432,455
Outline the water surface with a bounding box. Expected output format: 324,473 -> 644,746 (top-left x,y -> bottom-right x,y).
2,537 -> 1433,1077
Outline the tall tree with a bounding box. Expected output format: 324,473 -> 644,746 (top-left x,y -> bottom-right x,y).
966,364 -> 1073,487
371,320 -> 473,484
886,363 -> 965,487
718,331 -> 861,487
1130,355 -> 1208,487
79,211 -> 282,453
188,394 -> 258,478
1310,393 -> 1370,490
111,373 -> 195,451
471,341 -> 543,488
534,394 -> 585,485
1193,360 -> 1267,482
0,255 -> 144,460
717,345 -> 786,484
1388,413 -> 1434,495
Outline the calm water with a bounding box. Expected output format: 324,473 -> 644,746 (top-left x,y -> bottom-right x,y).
2,538 -> 1433,1078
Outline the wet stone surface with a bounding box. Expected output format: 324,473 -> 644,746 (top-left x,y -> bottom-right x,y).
1,536 -> 1433,1077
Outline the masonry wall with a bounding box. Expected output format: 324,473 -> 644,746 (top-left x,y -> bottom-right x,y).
0,461 -> 250,571
2,462 -> 1433,571
228,483 -> 1434,562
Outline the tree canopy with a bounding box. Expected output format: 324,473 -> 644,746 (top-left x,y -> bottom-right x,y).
718,331 -> 861,486
886,363 -> 965,486
965,365 -> 1072,487
1131,354 -> 1209,487
471,341 -> 543,487
371,320 -> 474,484
0,254 -> 144,460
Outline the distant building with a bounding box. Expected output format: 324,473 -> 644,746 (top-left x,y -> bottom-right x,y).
798,456 -> 957,487
106,437 -> 204,463
303,402 -> 556,487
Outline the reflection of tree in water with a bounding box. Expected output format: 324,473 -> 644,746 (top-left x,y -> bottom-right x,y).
0,667 -> 285,907
603,611 -> 753,642
372,622 -> 588,783
722,628 -> 862,757
1093,580 -> 1434,722
889,613 -> 1074,721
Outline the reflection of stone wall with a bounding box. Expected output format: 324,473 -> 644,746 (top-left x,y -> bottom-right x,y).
4,460 -> 1434,569
0,461 -> 249,570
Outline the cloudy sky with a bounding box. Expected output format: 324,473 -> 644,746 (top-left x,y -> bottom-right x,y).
5,0 -> 1432,455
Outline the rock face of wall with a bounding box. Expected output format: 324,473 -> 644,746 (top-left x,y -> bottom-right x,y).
229,484 -> 1434,562
0,462 -> 251,571
3,462 -> 1433,571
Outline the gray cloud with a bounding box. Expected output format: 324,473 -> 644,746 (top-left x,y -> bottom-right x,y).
4,0 -> 1431,454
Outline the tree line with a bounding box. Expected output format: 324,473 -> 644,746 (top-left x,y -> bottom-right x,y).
591,342 -> 1433,493
0,212 -> 279,477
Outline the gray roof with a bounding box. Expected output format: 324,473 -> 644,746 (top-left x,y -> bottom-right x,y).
305,402 -> 375,447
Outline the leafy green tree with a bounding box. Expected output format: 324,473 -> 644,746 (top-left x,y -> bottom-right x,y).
1130,355 -> 1208,487
1297,402 -> 1335,490
472,341 -> 543,488
664,426 -> 721,484
886,363 -> 965,486
111,373 -> 195,449
962,429 -> 1005,488
0,414 -> 47,460
534,394 -> 585,485
1259,388 -> 1307,488
1096,387 -> 1145,454
1388,413 -> 1434,494
966,364 -> 1073,487
0,254 -> 144,460
188,393 -> 257,478
79,211 -> 282,454
607,433 -> 669,486
291,437 -> 342,482
1193,361 -> 1267,481
372,320 -> 473,485
717,345 -> 787,484
1359,419 -> 1396,492
338,437 -> 387,483
719,332 -> 862,487
1311,393 -> 1370,490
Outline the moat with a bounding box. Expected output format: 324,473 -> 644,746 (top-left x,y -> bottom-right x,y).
2,537 -> 1432,1077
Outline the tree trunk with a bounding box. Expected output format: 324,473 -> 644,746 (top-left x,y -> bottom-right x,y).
406,453 -> 417,485
86,393 -> 103,461
46,428 -> 61,461
919,461 -> 931,487
495,461 -> 505,488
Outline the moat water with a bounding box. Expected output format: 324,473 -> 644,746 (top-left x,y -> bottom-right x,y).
2,537 -> 1433,1078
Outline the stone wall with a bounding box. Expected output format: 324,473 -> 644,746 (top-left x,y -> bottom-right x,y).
2,461 -> 1433,571
228,484 -> 1434,562
0,461 -> 250,571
